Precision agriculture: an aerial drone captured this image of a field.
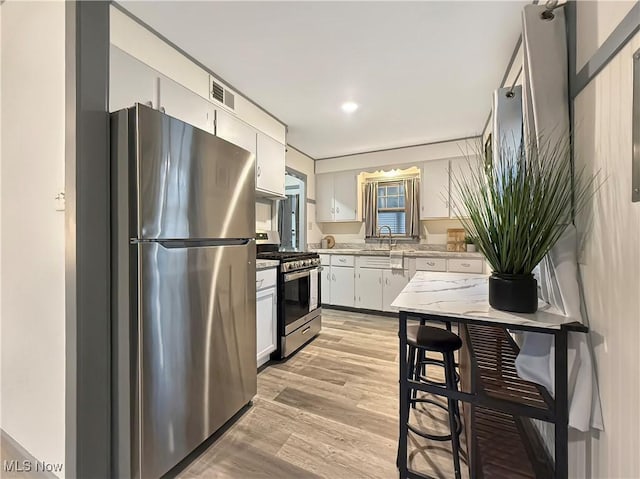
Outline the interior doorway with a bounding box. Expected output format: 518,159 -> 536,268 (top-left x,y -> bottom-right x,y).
279,168 -> 307,251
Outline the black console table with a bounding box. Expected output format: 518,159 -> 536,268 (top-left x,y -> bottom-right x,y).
392,272 -> 588,479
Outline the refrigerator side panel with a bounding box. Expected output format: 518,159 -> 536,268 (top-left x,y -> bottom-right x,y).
137,241 -> 257,479
135,104 -> 256,241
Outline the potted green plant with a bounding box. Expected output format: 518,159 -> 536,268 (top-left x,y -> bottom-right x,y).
451,137 -> 599,313
464,235 -> 476,252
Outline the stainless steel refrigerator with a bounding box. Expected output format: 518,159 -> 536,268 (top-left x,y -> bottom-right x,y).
111,104 -> 257,479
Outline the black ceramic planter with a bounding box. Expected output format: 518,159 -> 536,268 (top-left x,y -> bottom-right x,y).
488,273 -> 538,313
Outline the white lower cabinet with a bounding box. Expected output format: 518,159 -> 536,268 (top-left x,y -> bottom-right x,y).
331,266 -> 355,307
382,269 -> 409,312
321,266 -> 332,304
256,270 -> 277,368
355,268 -> 383,310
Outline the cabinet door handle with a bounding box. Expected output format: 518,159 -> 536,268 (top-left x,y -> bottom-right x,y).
331,207 -> 335,214
378,277 -> 382,284
336,207 -> 340,213
257,166 -> 262,177
327,272 -> 331,280
385,278 -> 389,285
332,274 -> 336,281
160,106 -> 166,113
144,100 -> 154,108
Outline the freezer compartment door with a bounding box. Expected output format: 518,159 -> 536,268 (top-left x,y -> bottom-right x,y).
135,104 -> 255,240
136,241 -> 256,479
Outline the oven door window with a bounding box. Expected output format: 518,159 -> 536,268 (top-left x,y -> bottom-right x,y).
283,273 -> 311,331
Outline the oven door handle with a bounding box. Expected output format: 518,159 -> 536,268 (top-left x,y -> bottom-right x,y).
284,267 -> 320,282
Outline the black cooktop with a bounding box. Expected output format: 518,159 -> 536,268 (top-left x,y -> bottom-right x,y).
257,251 -> 319,261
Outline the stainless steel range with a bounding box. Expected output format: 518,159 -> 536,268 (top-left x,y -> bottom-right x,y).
257,231 -> 322,359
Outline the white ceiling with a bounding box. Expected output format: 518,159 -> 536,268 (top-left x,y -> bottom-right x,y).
120,1 -> 527,159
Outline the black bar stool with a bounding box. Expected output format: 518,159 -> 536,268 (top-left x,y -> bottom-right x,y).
406,324 -> 463,479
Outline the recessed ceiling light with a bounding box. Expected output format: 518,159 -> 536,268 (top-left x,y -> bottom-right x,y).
341,102 -> 359,114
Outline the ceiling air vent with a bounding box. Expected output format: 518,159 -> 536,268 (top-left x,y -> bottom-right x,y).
209,75 -> 235,112
210,79 -> 224,103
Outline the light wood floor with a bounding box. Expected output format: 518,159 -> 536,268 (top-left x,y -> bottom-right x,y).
176,309 -> 468,479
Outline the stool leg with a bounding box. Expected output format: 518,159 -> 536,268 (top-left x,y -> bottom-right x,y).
444,351 -> 462,479
408,345 -> 416,409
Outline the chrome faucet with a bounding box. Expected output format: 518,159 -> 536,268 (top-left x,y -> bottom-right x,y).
377,225 -> 394,252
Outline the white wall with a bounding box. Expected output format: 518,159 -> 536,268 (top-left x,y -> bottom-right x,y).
573,27 -> 640,479
575,0 -> 637,72
0,2 -> 66,476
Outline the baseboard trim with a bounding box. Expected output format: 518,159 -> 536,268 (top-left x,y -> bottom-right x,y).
321,304 -> 398,318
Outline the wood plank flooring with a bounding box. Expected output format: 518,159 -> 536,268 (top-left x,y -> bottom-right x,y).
177,309 -> 468,479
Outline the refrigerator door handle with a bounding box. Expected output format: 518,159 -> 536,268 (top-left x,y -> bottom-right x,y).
151,238 -> 254,249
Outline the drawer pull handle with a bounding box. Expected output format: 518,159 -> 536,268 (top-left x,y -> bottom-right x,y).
339,258 -> 346,263
427,261 -> 435,266
461,263 -> 470,267
256,278 -> 264,288
301,326 -> 311,335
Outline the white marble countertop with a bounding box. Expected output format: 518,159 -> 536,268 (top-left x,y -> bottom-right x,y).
390,271 -> 578,331
311,248 -> 485,259
256,259 -> 279,270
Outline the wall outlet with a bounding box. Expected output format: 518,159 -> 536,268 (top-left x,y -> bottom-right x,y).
55,191 -> 65,211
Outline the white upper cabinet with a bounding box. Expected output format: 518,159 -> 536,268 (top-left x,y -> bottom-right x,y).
109,47 -> 157,112
333,171 -> 359,221
215,108 -> 257,156
216,109 -> 285,197
315,171 -> 358,222
316,174 -> 335,222
449,157 -> 477,219
158,76 -> 215,134
420,159 -> 450,219
256,133 -> 286,197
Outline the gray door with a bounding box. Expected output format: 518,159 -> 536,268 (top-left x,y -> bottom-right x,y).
135,104 -> 255,240
136,241 -> 256,479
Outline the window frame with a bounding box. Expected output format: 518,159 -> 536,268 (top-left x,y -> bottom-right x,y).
374,180 -> 408,237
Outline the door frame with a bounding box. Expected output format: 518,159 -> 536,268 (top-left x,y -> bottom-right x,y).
284,166 -> 308,250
